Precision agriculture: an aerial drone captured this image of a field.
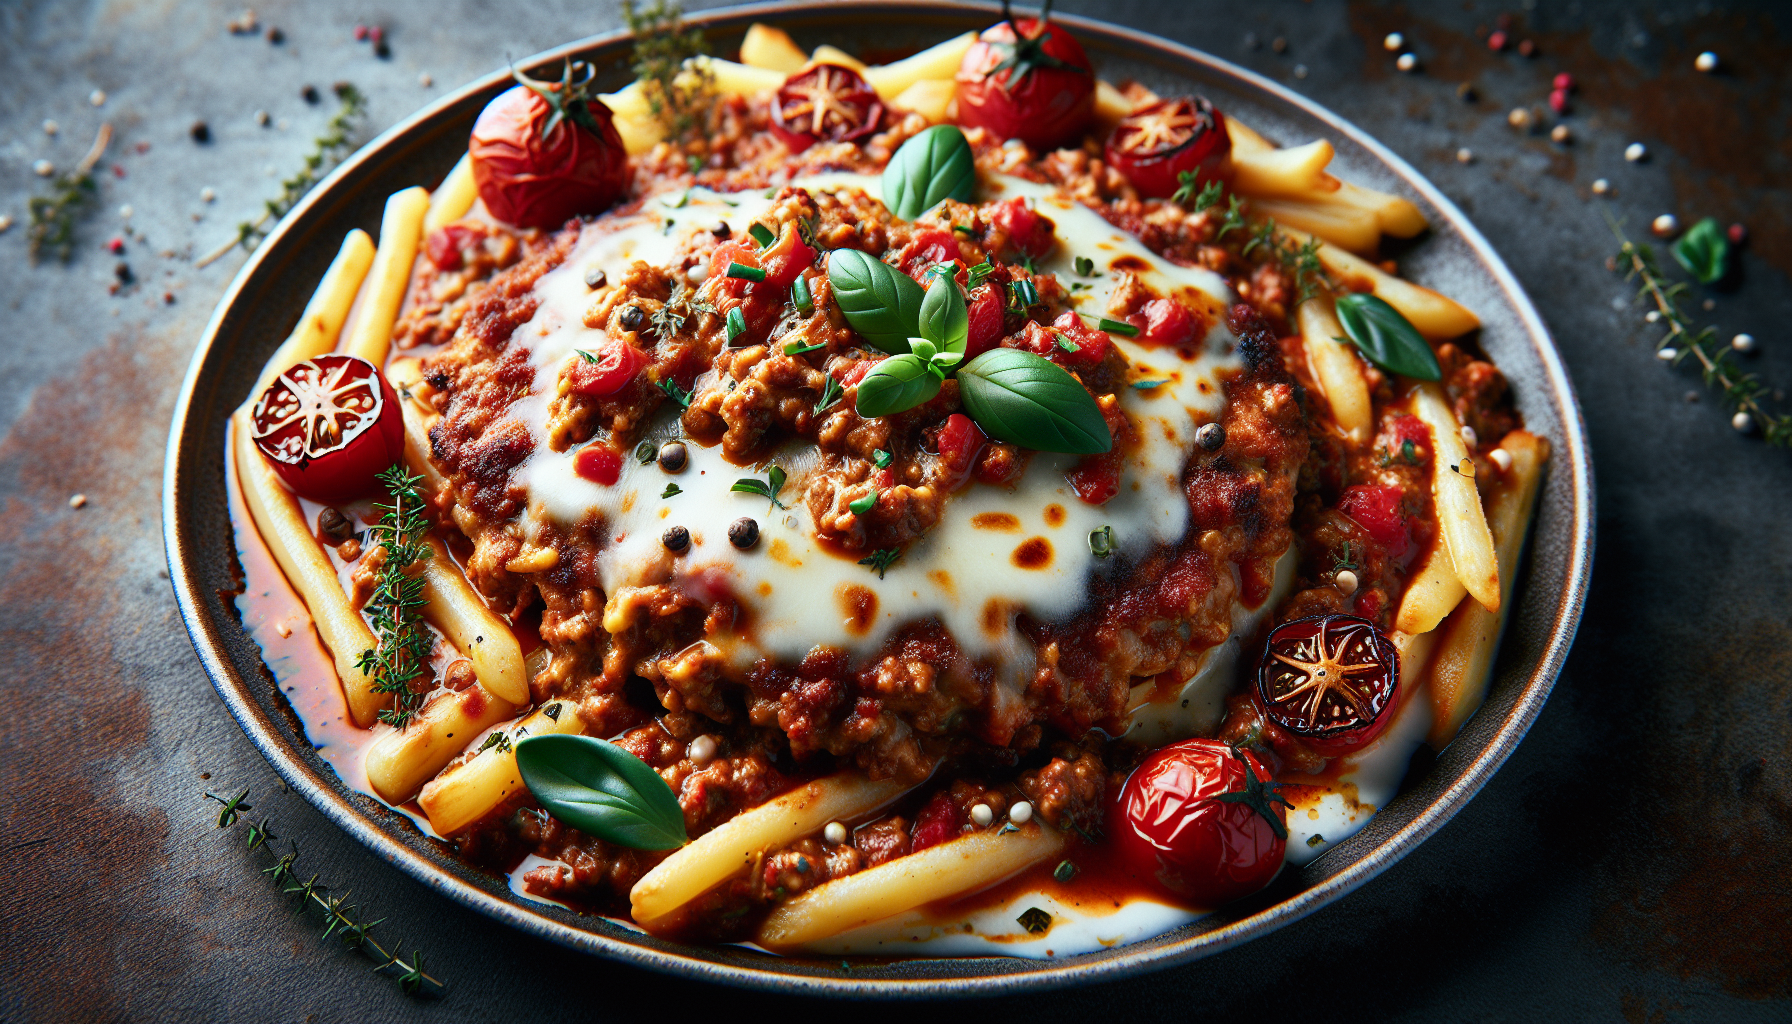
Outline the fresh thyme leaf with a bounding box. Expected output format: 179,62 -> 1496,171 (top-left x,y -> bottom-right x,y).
1242,217 -> 1277,256
623,0 -> 713,144
661,482 -> 683,498
858,547 -> 900,578
27,124 -> 110,263
650,280 -> 713,341
354,465 -> 433,730
1331,540 -> 1359,574
1174,174 -> 1225,211
1213,194 -> 1247,241
815,374 -> 845,413
849,489 -> 879,515
785,339 -> 826,356
731,465 -> 787,511
656,376 -> 692,408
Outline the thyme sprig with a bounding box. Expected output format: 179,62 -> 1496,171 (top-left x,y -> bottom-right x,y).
27,123 -> 112,263
356,465 -> 434,729
197,84 -> 368,268
1241,213 -> 1329,306
623,0 -> 713,144
204,790 -> 443,996
1608,216 -> 1791,446
650,280 -> 715,341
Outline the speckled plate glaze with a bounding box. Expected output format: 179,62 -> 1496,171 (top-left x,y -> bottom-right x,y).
163,0 -> 1593,996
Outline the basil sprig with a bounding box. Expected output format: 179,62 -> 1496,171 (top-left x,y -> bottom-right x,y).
854,275 -> 966,417
883,125 -> 976,220
958,349 -> 1112,455
858,355 -> 942,417
1672,217 -> 1730,285
827,248 -> 927,354
515,734 -> 688,851
1333,293 -> 1441,381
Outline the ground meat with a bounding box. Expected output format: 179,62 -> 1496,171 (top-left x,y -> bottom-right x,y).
1018,741 -> 1108,834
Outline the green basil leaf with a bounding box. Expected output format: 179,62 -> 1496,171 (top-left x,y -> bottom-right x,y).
855,354 -> 942,418
957,349 -> 1112,454
919,272 -> 969,355
826,248 -> 926,354
515,734 -> 687,851
1672,217 -> 1730,285
1333,293 -> 1442,381
883,125 -> 977,220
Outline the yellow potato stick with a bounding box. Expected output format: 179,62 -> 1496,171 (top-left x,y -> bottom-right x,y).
1395,538 -> 1469,635
1230,139 -> 1339,200
1331,181 -> 1428,238
612,114 -> 662,157
419,536 -> 528,705
1094,79 -> 1134,126
756,822 -> 1068,951
1428,431 -> 1548,747
1412,383 -> 1500,612
232,412 -> 384,727
891,79 -> 955,122
630,774 -> 912,927
808,44 -> 868,72
598,81 -> 650,121
1298,297 -> 1372,443
1391,627 -> 1442,684
248,229 -> 375,400
1281,225 -> 1479,340
1223,114 -> 1275,154
397,398 -> 448,497
861,32 -> 977,100
739,24 -> 808,73
1253,194 -> 1381,255
343,186 -> 430,366
422,154 -> 477,232
418,700 -> 584,835
365,685 -> 518,804
692,55 -> 786,97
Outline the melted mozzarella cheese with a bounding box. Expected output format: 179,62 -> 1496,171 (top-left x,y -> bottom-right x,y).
509,173 -> 1244,682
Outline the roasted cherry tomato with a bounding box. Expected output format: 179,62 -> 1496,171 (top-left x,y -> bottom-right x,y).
955,13 -> 1094,151
1256,614 -> 1399,756
1111,738 -> 1287,907
251,354 -> 404,503
771,63 -> 885,154
469,59 -> 628,229
1105,96 -> 1231,200
567,343 -> 647,397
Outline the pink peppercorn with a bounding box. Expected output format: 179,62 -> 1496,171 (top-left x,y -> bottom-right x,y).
1728,223 -> 1747,245
1553,72 -> 1574,91
353,24 -> 368,40
106,237 -> 124,254
1549,89 -> 1570,113
1488,30 -> 1508,51
370,25 -> 384,44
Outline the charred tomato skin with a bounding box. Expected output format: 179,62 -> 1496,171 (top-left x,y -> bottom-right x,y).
770,63 -> 885,153
1110,739 -> 1286,907
1255,613 -> 1400,757
251,354 -> 404,503
1104,96 -> 1232,200
469,83 -> 628,229
954,16 -> 1095,152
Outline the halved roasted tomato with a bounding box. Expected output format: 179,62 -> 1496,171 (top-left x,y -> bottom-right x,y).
1104,96 -> 1231,200
770,63 -> 884,154
1255,614 -> 1399,756
251,354 -> 404,503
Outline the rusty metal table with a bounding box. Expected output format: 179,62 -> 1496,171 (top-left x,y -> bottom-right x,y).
3,1 -> 1789,1019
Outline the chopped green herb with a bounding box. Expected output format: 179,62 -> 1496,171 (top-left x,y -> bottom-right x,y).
731,466 -> 787,511
576,349 -> 600,364
784,339 -> 826,356
1242,217 -> 1278,256
858,547 -> 900,578
748,222 -> 776,247
663,190 -> 689,209
849,490 -> 879,515
1073,255 -> 1101,277
1016,907 -> 1052,935
873,449 -> 892,468
791,274 -> 814,315
661,482 -> 683,498
686,154 -> 703,175
478,731 -> 514,755
1131,378 -> 1169,389
1173,174 -> 1224,212
1331,540 -> 1358,574
726,261 -> 766,282
1054,333 -> 1080,353
815,374 -> 845,413
951,223 -> 976,237
965,261 -> 996,291
1088,525 -> 1114,558
1052,860 -> 1080,884
725,306 -> 748,343
1098,317 -> 1140,337
1307,833 -> 1326,848
635,440 -> 658,465
656,377 -> 692,408
1213,194 -> 1247,240
1007,278 -> 1039,311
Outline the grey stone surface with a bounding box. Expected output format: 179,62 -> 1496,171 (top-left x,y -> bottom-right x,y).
2,0 -> 1790,1019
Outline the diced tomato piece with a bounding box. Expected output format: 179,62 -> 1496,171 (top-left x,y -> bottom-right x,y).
1354,588 -> 1385,621
425,224 -> 482,271
1339,484 -> 1410,556
840,358 -> 878,387
910,791 -> 959,852
1049,312 -> 1111,366
1067,454 -> 1120,505
1138,297 -> 1197,348
938,413 -> 987,478
966,284 -> 1004,357
898,229 -> 961,280
710,240 -> 763,299
990,197 -> 1056,260
567,343 -> 646,397
760,226 -> 818,288
1380,413 -> 1431,465
573,444 -> 623,485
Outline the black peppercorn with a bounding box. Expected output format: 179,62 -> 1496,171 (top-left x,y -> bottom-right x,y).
317,506 -> 355,544
619,305 -> 645,331
657,440 -> 688,473
301,84 -> 320,104
190,121 -> 211,143
729,517 -> 759,549
712,222 -> 732,240
662,525 -> 691,553
1196,422 -> 1226,451
584,266 -> 607,290
266,26 -> 284,43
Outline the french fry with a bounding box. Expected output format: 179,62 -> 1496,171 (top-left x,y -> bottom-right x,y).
1331,181 -> 1428,238
1427,431 -> 1548,747
755,822 -> 1067,951
1253,195 -> 1380,255
890,79 -> 955,121
364,685 -> 518,804
630,773 -> 912,928
809,44 -> 867,72
423,154 -> 477,232
1412,383 -> 1500,612
1280,225 -> 1480,340
343,186 -> 430,366
419,536 -> 528,705
232,413 -> 384,727
1224,115 -> 1275,154
860,32 -> 977,101
1297,296 -> 1372,443
249,230 -> 375,400
739,23 -> 808,74
1392,627 -> 1441,683
1230,140 -> 1339,200
692,55 -> 786,97
397,395 -> 448,497
418,700 -> 584,835
1395,538 -> 1469,635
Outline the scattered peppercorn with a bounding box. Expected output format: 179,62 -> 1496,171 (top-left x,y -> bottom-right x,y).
191,121 -> 211,143
657,440 -> 688,473
1516,39 -> 1535,57
584,266 -> 607,289
712,222 -> 732,239
1553,72 -> 1574,92
1625,142 -> 1647,163
729,517 -> 760,549
302,84 -> 320,104
1732,333 -> 1756,353
1695,51 -> 1718,73
1455,81 -> 1477,102
353,24 -> 369,40
1550,124 -> 1571,143
318,506 -> 356,544
106,237 -> 125,254
1196,422 -> 1226,451
114,261 -> 134,284
1383,32 -> 1403,51
662,525 -> 691,553
619,305 -> 645,331
266,26 -> 284,44
1727,223 -> 1747,245
1548,89 -> 1569,114
1487,30 -> 1507,51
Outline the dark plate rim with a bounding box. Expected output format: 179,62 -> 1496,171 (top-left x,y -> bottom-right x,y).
162,0 -> 1594,997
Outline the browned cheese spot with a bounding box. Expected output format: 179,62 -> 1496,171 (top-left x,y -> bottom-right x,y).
1042,504 -> 1066,528
1112,255 -> 1152,274
928,569 -> 955,597
839,584 -> 878,635
971,511 -> 1022,532
1011,536 -> 1052,569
